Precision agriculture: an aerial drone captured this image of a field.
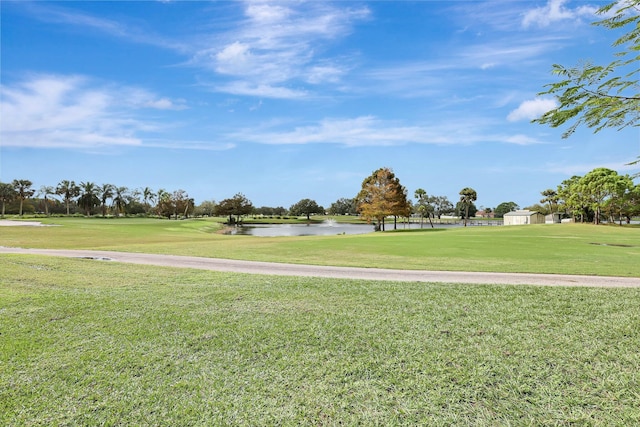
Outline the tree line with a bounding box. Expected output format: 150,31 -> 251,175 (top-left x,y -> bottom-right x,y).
2,166 -> 637,226
488,168 -> 639,224
0,174 -> 472,227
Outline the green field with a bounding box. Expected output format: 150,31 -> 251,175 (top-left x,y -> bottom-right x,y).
2,218 -> 640,424
1,217 -> 639,276
2,255 -> 639,425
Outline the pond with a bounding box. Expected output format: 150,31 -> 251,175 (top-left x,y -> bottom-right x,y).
227,220 -> 464,237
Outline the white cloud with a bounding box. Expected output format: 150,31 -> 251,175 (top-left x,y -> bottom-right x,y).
522,0 -> 598,28
143,97 -> 187,110
245,3 -> 291,23
0,75 -> 185,149
215,42 -> 253,75
507,98 -> 558,122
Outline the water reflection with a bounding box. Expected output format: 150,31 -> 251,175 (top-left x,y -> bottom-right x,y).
228,220 -> 463,237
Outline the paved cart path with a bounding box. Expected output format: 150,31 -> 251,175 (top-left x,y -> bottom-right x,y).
2,246 -> 640,288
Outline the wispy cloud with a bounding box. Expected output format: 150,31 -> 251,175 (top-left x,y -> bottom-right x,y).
228,115 -> 545,147
192,1 -> 370,98
144,139 -> 235,151
19,2 -> 188,52
545,160 -> 638,176
212,81 -> 308,99
0,74 -> 186,149
458,37 -> 566,70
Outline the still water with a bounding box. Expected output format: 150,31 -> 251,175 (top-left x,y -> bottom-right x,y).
228,220 -> 462,237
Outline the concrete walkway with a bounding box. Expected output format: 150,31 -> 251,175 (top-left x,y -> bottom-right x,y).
2,246 -> 640,288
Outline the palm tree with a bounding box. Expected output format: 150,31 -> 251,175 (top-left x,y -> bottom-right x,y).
0,182 -> 17,218
540,189 -> 558,215
98,184 -> 114,217
142,186 -> 156,214
112,186 -> 129,217
414,188 -> 434,228
12,179 -> 35,216
459,187 -> 478,227
38,185 -> 56,216
56,180 -> 80,215
77,181 -> 99,216
154,189 -> 170,217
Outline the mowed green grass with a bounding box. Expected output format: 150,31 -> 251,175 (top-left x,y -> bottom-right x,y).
2,255 -> 639,425
1,217 -> 639,276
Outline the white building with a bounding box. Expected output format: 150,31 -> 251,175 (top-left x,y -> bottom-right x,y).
503,210 -> 545,225
545,213 -> 562,224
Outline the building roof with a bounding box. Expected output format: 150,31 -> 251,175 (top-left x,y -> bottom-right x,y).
504,210 -> 542,216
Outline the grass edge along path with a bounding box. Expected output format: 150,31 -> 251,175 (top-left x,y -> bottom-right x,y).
1,255 -> 639,426
1,246 -> 640,288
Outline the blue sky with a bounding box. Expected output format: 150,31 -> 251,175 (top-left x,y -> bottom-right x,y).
1,0 -> 638,209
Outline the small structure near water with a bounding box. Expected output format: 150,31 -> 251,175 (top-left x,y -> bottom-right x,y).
503,210 -> 545,225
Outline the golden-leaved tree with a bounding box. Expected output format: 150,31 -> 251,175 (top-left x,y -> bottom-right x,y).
356,167 -> 410,231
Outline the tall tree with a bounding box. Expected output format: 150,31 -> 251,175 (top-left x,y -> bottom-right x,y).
77,181 -> 100,216
456,201 -> 478,220
414,188 -> 434,228
578,168 -> 631,224
98,184 -> 114,217
494,201 -> 519,218
618,183 -> 640,222
154,189 -> 174,219
290,198 -> 324,220
215,193 -> 253,224
38,185 -> 56,216
0,182 -> 17,218
12,179 -> 35,216
458,187 -> 477,227
142,186 -> 156,214
112,186 -> 129,217
195,200 -> 217,217
605,175 -> 636,224
391,183 -> 411,230
431,195 -> 454,219
540,189 -> 559,215
557,176 -> 592,223
355,167 -> 408,231
153,189 -> 192,219
534,0 -> 639,140
328,198 -> 357,216
56,180 -> 80,215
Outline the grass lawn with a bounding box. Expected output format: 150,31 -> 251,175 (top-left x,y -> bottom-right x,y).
2,255 -> 639,425
1,217 -> 639,276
